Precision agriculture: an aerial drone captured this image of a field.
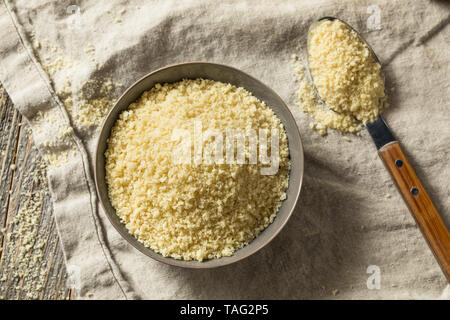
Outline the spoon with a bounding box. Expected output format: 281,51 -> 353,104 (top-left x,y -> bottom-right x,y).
307,17 -> 450,282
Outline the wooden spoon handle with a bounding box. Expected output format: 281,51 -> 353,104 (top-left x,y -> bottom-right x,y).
379,141 -> 450,282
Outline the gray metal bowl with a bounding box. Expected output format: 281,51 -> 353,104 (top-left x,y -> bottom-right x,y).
95,62 -> 304,268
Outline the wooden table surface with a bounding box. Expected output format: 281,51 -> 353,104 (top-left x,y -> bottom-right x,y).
0,84 -> 72,300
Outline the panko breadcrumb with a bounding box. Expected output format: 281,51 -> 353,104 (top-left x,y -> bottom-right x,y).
105,79 -> 290,261
294,19 -> 387,136
294,63 -> 362,135
308,19 -> 387,124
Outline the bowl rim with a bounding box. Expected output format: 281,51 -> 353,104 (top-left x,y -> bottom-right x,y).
94,61 -> 304,268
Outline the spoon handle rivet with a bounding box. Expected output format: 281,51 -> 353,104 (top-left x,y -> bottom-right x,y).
410,187 -> 419,196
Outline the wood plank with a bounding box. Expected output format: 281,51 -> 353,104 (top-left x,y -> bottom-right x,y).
0,84 -> 72,300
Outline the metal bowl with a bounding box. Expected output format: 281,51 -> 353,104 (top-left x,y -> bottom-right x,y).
95,62 -> 304,268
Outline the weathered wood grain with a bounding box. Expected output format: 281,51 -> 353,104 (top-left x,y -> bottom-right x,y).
0,84 -> 72,300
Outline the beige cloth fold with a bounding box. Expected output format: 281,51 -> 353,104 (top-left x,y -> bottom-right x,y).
0,0 -> 448,299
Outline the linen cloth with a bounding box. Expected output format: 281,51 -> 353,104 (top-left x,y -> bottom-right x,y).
0,0 -> 449,299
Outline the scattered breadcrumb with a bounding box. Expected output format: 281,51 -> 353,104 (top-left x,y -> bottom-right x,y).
84,44 -> 97,64
76,79 -> 116,128
58,77 -> 119,129
77,97 -> 112,127
33,40 -> 120,131
0,156 -> 52,299
84,44 -> 95,54
34,43 -> 75,77
105,79 -> 290,261
30,109 -> 76,167
42,56 -> 73,76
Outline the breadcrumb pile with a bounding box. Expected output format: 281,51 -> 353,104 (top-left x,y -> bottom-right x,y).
294,19 -> 387,136
58,78 -> 118,129
105,79 -> 290,261
293,61 -> 362,135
